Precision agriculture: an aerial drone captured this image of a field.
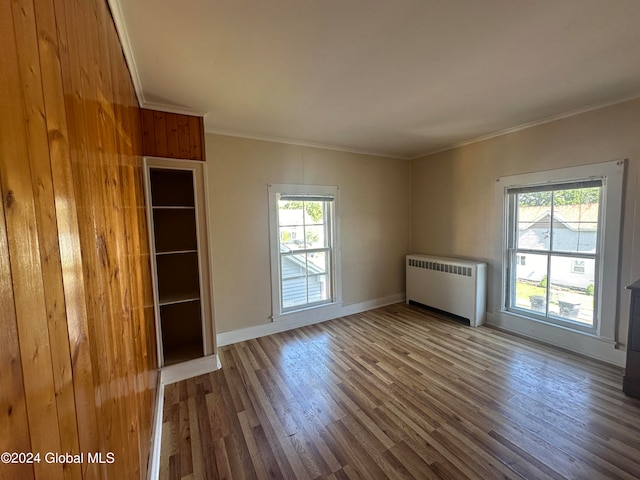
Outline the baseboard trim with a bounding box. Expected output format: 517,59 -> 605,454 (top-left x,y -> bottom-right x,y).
486,310 -> 626,367
148,356 -> 222,479
147,378 -> 164,480
217,293 -> 405,346
160,354 -> 222,385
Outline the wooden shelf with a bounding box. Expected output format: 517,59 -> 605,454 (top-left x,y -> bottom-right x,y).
156,249 -> 198,256
159,296 -> 203,366
152,206 -> 195,210
156,252 -> 200,302
158,293 -> 200,306
162,340 -> 204,366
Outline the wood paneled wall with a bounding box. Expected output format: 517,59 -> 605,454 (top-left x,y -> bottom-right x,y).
0,0 -> 157,478
141,109 -> 206,161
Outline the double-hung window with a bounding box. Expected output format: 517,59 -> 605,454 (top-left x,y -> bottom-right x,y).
268,184 -> 341,318
506,180 -> 601,332
498,160 -> 625,338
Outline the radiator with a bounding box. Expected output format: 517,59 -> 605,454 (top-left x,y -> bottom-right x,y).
406,254 -> 487,327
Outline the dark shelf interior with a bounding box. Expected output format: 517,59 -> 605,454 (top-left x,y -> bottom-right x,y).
150,168 -> 195,207
160,301 -> 204,366
160,300 -> 203,344
153,208 -> 198,252
156,252 -> 200,304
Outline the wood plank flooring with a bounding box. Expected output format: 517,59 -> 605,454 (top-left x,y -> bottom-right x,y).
160,303 -> 640,479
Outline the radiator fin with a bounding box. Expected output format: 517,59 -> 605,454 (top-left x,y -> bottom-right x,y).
407,258 -> 472,276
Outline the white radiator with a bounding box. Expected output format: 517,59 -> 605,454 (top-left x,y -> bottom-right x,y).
406,254 -> 487,327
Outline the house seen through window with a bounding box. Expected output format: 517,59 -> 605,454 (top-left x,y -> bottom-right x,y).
507,181 -> 601,332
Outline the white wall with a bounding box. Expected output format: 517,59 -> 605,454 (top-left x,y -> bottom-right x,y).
411,98 -> 640,365
206,134 -> 411,334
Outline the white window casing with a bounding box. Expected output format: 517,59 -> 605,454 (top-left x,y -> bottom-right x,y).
493,160 -> 625,348
268,184 -> 342,321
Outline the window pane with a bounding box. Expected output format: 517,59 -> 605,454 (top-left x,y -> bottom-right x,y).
511,252 -> 548,313
306,225 -> 327,248
282,278 -> 308,309
308,251 -> 329,275
549,255 -> 595,326
281,253 -> 307,308
280,226 -> 304,250
517,193 -> 551,251
308,274 -> 330,303
278,200 -> 304,225
304,201 -> 325,225
281,254 -> 306,280
552,188 -> 600,254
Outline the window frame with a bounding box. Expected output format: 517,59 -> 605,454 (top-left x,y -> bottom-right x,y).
268,184 -> 342,320
496,160 -> 625,340
571,259 -> 586,274
505,181 -> 602,334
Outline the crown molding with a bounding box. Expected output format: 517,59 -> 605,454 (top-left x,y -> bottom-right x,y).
141,101 -> 206,117
411,93 -> 640,161
107,0 -> 144,106
205,127 -> 410,160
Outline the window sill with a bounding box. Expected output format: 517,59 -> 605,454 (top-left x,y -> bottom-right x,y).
487,309 -> 624,366
272,302 -> 343,324
505,307 -> 598,336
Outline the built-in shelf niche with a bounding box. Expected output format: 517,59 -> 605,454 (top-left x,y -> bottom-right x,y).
145,158 -> 215,368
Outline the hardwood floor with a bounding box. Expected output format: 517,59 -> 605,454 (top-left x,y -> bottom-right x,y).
160,303 -> 640,479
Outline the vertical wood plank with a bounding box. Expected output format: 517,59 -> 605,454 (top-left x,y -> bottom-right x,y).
189,116 -> 202,160
0,183 -> 34,480
24,2 -> 91,479
165,113 -> 180,158
89,1 -> 137,477
52,3 -> 107,479
177,114 -> 192,159
1,2 -> 65,478
153,111 -> 169,157
141,109 -> 156,157
199,116 -> 206,161
64,2 -> 114,477
43,0 -> 102,469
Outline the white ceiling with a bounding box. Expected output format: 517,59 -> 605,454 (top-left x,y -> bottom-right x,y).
112,0 -> 640,159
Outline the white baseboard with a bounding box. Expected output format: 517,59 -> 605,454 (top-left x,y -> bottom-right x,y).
159,354 -> 222,385
147,378 -> 164,480
148,355 -> 222,479
487,310 -> 626,367
340,293 -> 406,317
217,293 -> 405,346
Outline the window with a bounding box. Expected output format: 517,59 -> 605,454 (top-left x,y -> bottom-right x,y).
268,184 -> 341,318
571,259 -> 585,274
506,181 -> 601,331
497,160 -> 625,338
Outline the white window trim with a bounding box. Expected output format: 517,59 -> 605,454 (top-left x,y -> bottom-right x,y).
494,160 -> 625,344
268,183 -> 342,321
571,259 -> 586,274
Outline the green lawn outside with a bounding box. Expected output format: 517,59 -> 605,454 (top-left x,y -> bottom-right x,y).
514,280 -> 594,325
